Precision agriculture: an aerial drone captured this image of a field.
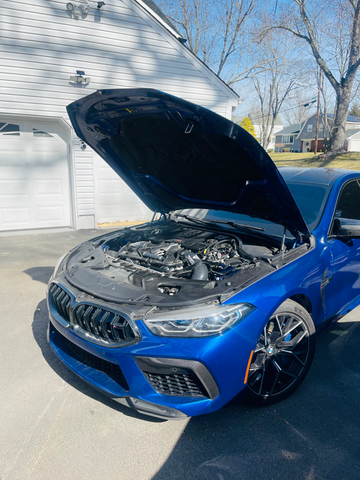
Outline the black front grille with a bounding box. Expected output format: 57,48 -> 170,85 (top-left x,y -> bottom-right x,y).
49,284 -> 71,323
62,334 -> 129,390
73,304 -> 135,344
49,283 -> 137,345
144,371 -> 208,398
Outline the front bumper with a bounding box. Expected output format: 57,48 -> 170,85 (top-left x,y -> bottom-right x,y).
47,281 -> 268,419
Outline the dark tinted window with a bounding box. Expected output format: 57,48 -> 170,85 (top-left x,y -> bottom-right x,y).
335,180 -> 360,220
204,182 -> 329,236
286,183 -> 328,229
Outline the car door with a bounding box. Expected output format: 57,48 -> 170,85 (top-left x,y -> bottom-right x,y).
325,179 -> 360,318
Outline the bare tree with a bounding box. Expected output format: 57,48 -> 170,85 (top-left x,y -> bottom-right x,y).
272,0 -> 360,152
158,0 -> 272,85
251,28 -> 305,150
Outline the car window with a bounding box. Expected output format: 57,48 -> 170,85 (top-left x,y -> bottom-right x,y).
334,180 -> 360,220
286,183 -> 328,229
204,182 -> 329,236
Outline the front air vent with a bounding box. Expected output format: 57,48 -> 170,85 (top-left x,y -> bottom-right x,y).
144,371 -> 208,398
49,283 -> 139,346
49,284 -> 71,323
73,304 -> 136,345
61,334 -> 129,390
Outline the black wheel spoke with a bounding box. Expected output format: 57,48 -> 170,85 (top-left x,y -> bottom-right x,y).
269,363 -> 280,395
290,351 -> 306,366
272,358 -> 298,378
258,363 -> 266,395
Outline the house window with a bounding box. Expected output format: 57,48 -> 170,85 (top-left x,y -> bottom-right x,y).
307,124 -> 313,133
33,128 -> 53,138
283,135 -> 294,144
0,122 -> 20,136
319,124 -> 323,131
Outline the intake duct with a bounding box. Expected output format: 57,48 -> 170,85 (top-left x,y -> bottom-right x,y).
191,262 -> 209,281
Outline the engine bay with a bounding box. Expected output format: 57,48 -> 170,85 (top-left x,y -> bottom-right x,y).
63,220 -> 311,306
100,223 -> 277,283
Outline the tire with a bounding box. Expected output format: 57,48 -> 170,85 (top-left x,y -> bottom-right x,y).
246,299 -> 316,405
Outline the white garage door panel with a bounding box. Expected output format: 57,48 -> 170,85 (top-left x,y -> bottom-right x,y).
3,207 -> 31,224
0,179 -> 28,196
35,179 -> 62,195
0,150 -> 26,166
0,118 -> 72,231
94,153 -> 152,224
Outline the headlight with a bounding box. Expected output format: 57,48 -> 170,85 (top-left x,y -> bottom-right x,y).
53,253 -> 69,278
143,303 -> 254,337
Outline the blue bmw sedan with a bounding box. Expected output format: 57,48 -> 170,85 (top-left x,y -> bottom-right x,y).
47,89 -> 360,419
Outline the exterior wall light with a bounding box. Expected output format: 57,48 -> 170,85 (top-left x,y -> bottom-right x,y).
97,2 -> 106,8
66,1 -> 90,18
70,71 -> 91,85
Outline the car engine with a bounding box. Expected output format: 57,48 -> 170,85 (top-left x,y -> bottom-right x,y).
101,225 -> 268,284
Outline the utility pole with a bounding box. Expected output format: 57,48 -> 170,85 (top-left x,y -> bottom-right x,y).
314,68 -> 322,155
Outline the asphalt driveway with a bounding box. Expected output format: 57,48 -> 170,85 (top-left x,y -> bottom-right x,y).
1,228 -> 360,480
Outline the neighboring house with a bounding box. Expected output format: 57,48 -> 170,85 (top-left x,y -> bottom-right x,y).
249,114 -> 283,150
274,124 -> 301,152
0,0 -> 239,232
232,113 -> 283,150
275,113 -> 360,152
345,130 -> 360,152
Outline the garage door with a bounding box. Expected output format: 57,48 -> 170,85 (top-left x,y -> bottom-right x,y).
350,139 -> 360,152
0,118 -> 72,231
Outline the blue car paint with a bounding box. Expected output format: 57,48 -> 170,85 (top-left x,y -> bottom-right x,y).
48,169 -> 360,417
48,295 -> 269,416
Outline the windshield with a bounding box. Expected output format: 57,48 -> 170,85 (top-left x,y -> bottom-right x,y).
176,181 -> 330,237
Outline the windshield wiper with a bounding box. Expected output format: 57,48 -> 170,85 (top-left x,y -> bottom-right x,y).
173,213 -> 265,232
172,213 -> 210,226
207,219 -> 265,232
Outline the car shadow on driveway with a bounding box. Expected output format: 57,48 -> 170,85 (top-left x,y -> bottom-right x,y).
151,319 -> 360,480
24,266 -> 55,285
31,294 -> 164,423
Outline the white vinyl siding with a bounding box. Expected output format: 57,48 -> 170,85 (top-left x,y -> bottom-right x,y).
0,0 -> 238,230
348,132 -> 360,152
351,139 -> 360,151
0,0 -> 234,117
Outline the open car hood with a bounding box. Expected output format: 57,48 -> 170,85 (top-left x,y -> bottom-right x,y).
67,89 -> 310,238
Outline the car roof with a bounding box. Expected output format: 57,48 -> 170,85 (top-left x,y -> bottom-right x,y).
279,167 -> 358,186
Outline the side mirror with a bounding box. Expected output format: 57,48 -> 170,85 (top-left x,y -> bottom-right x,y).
333,218 -> 360,238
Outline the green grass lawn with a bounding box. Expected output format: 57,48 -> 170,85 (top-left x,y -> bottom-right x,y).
269,151 -> 360,170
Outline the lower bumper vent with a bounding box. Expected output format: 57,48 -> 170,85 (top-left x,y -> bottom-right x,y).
145,371 -> 207,397
61,334 -> 129,390
135,357 -> 212,398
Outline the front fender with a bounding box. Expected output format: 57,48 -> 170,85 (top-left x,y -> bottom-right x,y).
224,241 -> 331,328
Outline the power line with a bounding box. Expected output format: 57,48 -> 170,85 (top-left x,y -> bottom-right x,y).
246,99 -> 317,122
238,90 -> 336,123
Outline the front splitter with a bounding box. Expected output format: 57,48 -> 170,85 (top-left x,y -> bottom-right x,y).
112,396 -> 188,420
